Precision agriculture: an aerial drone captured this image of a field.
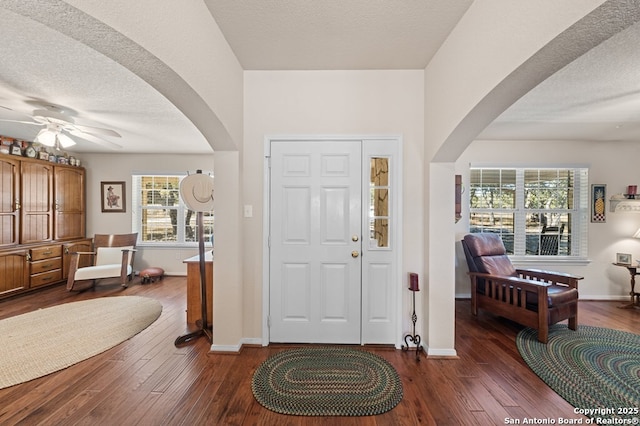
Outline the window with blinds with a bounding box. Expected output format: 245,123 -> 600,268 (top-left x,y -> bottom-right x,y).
469,167 -> 588,258
132,173 -> 214,245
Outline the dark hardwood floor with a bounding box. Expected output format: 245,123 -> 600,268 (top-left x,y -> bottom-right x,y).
0,277 -> 637,425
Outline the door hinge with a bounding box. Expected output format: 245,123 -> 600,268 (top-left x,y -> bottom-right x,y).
266,156 -> 271,169
267,316 -> 271,328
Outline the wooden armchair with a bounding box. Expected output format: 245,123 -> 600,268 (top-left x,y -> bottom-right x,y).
461,233 -> 582,343
66,233 -> 138,291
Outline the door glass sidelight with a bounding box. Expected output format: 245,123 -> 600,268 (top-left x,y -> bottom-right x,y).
369,157 -> 390,248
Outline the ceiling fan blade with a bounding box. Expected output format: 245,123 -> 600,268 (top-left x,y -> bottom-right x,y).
0,118 -> 41,125
68,130 -> 123,150
71,123 -> 121,138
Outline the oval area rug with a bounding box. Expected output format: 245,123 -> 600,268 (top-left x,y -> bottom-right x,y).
517,324 -> 640,424
0,296 -> 162,389
251,347 -> 403,416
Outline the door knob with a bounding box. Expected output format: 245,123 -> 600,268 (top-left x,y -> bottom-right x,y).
352,234 -> 359,242
351,250 -> 359,258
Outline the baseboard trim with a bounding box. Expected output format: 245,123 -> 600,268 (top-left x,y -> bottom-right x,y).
425,346 -> 458,358
209,337 -> 263,354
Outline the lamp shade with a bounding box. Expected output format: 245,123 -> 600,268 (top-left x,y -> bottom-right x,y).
35,128 -> 56,146
57,133 -> 76,148
34,129 -> 76,149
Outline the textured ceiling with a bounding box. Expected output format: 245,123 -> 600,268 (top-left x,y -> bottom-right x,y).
480,14 -> 640,143
0,1 -> 638,155
0,2 -> 210,154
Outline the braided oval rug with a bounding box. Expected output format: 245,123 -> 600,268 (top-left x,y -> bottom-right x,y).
517,324 -> 640,424
251,347 -> 403,416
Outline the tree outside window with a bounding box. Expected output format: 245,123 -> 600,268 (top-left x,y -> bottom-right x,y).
469,167 -> 588,258
133,175 -> 213,245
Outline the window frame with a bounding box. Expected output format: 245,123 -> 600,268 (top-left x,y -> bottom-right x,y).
132,172 -> 214,248
468,165 -> 589,262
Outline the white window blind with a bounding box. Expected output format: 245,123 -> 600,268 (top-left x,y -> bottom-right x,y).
469,166 -> 588,259
132,173 -> 214,246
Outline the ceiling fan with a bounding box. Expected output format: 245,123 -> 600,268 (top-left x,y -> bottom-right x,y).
0,104 -> 122,150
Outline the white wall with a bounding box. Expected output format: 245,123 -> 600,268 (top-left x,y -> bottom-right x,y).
81,152 -> 215,275
243,70 -> 425,342
455,139 -> 640,301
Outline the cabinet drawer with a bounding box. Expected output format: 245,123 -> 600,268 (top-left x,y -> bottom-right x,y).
31,257 -> 62,274
31,269 -> 62,287
30,245 -> 62,261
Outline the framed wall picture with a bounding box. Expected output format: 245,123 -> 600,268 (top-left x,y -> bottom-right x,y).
101,181 -> 126,213
591,184 -> 606,223
616,253 -> 632,265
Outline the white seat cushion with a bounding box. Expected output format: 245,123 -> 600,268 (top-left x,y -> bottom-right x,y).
74,264 -> 133,280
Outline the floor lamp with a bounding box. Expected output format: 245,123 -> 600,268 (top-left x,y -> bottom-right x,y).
175,170 -> 214,346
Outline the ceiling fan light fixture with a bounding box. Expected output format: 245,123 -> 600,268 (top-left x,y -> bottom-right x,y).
35,128 -> 56,146
57,133 -> 76,148
35,127 -> 76,149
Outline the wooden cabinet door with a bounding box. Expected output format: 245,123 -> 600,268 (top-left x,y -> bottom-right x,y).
62,238 -> 93,279
21,161 -> 53,244
0,248 -> 28,295
54,166 -> 85,240
0,156 -> 20,247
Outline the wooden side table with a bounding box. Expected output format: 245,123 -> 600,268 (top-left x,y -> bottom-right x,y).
183,251 -> 214,324
613,263 -> 640,309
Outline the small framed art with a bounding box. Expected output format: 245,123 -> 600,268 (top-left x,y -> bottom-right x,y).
101,181 -> 126,213
591,184 -> 606,223
616,253 -> 632,265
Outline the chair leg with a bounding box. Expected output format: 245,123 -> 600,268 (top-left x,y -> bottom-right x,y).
568,316 -> 577,331
537,326 -> 548,343
470,281 -> 478,316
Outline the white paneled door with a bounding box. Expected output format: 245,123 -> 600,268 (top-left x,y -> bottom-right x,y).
269,141 -> 362,343
268,139 -> 400,345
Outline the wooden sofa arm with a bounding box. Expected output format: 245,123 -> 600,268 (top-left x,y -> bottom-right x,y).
516,268 -> 583,289
119,249 -> 136,283
66,251 -> 96,290
468,272 -> 552,325
469,272 -> 553,293
468,270 -> 580,343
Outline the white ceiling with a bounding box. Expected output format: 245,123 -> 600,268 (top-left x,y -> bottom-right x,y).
204,0 -> 474,70
0,2 -> 637,154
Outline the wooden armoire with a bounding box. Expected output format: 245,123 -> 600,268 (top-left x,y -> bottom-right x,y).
0,153 -> 91,299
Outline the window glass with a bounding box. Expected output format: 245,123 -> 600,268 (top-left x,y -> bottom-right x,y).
133,174 -> 214,245
469,167 -> 587,258
369,157 -> 390,248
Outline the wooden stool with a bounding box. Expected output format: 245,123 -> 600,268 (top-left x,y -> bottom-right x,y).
140,267 -> 164,284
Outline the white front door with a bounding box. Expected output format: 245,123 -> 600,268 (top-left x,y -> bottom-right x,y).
267,137 -> 401,345
269,140 -> 362,343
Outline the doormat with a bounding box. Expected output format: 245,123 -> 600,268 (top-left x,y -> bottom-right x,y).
251,347 -> 403,416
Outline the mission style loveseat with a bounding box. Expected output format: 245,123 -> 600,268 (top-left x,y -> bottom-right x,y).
462,233 -> 582,343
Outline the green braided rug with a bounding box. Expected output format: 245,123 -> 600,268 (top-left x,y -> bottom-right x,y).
251,347 -> 403,416
517,325 -> 640,424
